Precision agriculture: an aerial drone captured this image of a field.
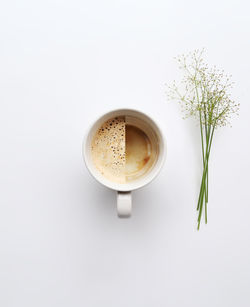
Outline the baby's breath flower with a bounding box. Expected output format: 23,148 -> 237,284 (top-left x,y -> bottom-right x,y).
167,49 -> 239,229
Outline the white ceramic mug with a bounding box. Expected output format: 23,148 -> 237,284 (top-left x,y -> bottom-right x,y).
83,109 -> 166,217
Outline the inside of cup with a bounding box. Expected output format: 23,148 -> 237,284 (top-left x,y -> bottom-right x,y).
84,109 -> 165,191
124,115 -> 159,182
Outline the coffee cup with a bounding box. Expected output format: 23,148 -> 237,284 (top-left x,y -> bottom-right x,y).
83,109 -> 166,217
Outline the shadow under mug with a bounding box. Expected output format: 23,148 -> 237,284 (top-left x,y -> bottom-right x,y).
83,109 -> 166,217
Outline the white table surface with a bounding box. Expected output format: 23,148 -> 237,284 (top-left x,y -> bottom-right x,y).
0,0 -> 250,306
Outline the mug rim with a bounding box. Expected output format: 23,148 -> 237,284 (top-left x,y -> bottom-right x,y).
82,108 -> 167,191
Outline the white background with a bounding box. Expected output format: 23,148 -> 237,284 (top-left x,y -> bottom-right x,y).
0,0 -> 250,306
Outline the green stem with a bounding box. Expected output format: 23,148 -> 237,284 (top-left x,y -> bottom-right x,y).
204,111 -> 208,204
204,123 -> 209,203
204,124 -> 211,224
205,198 -> 208,224
197,125 -> 215,229
197,112 -> 205,211
197,130 -> 213,206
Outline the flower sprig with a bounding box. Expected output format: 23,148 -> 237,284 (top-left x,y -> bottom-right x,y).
168,49 -> 239,229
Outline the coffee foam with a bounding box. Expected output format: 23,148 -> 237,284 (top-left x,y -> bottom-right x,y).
91,117 -> 126,184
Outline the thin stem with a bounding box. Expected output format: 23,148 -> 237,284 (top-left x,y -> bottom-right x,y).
205,198 -> 208,224
203,93 -> 209,198
204,124 -> 211,204
197,126 -> 214,202
197,124 -> 215,229
197,127 -> 209,212
204,112 -> 208,204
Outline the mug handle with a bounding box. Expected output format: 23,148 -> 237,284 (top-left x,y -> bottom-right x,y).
117,191 -> 132,218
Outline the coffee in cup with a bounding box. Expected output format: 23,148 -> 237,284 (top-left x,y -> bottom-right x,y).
91,115 -> 159,185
